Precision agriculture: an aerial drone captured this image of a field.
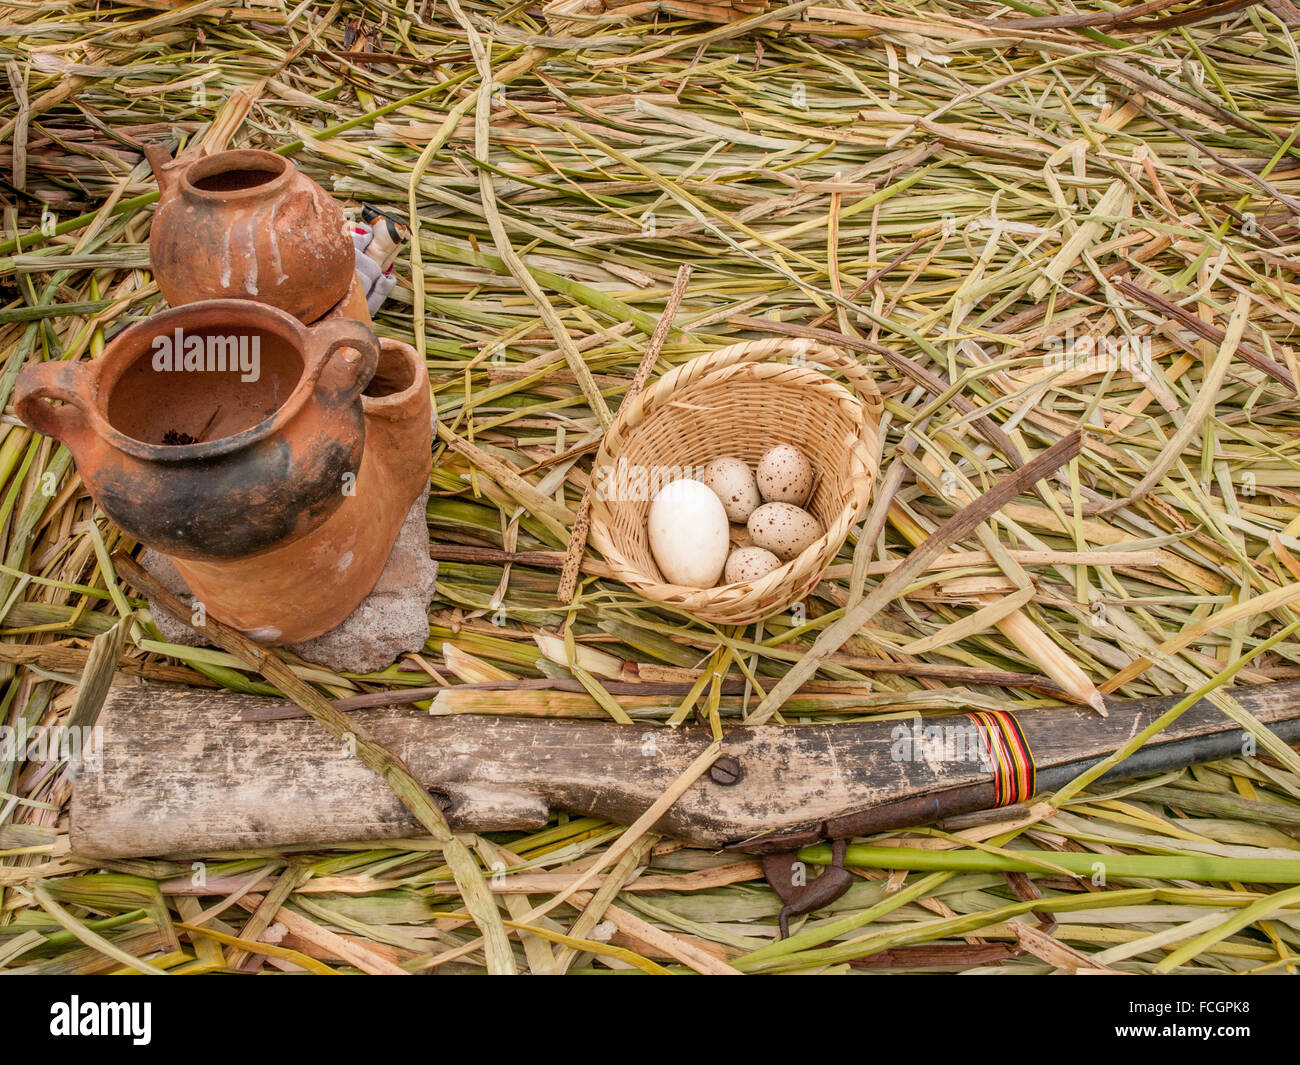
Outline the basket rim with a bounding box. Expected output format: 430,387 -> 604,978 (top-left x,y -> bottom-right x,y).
587,338 -> 881,622
599,336 -> 879,446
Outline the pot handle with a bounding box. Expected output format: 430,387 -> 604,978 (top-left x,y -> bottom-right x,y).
304,318 -> 380,405
144,141 -> 176,194
13,360 -> 94,444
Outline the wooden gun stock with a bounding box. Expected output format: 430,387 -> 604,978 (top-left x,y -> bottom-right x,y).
69,679 -> 1300,858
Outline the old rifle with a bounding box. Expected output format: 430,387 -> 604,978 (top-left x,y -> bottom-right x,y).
71,678 -> 1300,934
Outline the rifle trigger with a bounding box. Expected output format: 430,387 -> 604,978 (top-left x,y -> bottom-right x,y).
760,851 -> 805,906
762,838 -> 855,939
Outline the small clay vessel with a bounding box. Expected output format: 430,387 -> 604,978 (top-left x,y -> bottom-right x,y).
14,300 -> 379,562
166,338 -> 433,643
146,144 -> 355,324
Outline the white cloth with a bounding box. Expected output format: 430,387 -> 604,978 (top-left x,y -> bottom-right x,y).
350,222 -> 399,314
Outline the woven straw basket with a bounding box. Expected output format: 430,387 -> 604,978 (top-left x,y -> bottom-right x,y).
588,337 -> 882,625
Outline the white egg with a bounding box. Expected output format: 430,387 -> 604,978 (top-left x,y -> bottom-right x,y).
748,502 -> 823,561
756,444 -> 814,506
701,456 -> 761,523
723,546 -> 782,584
647,479 -> 730,587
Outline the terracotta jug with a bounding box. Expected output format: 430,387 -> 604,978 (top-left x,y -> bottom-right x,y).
14,300 -> 379,562
146,145 -> 355,324
169,337 -> 434,643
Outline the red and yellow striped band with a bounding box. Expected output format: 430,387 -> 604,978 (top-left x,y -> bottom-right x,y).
966,710 -> 1036,806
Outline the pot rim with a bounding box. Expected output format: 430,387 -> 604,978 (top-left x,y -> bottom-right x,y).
362,337 -> 426,417
87,300 -> 333,464
179,149 -> 294,204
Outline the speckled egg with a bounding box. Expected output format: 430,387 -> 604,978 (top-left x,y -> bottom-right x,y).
747,502 -> 823,561
647,479 -> 730,587
701,456 -> 761,523
723,546 -> 782,584
756,444 -> 814,506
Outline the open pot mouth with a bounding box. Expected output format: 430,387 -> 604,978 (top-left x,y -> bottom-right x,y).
362,338 -> 423,408
89,301 -> 318,463
181,149 -> 292,202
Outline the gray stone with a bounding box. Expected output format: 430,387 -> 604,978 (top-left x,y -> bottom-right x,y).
143,488 -> 438,674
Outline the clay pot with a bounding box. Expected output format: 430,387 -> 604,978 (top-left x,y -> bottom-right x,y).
320,270 -> 373,329
168,338 -> 434,643
147,145 -> 355,324
14,300 -> 379,562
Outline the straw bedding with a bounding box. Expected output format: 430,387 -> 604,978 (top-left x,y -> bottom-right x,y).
0,0 -> 1299,974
